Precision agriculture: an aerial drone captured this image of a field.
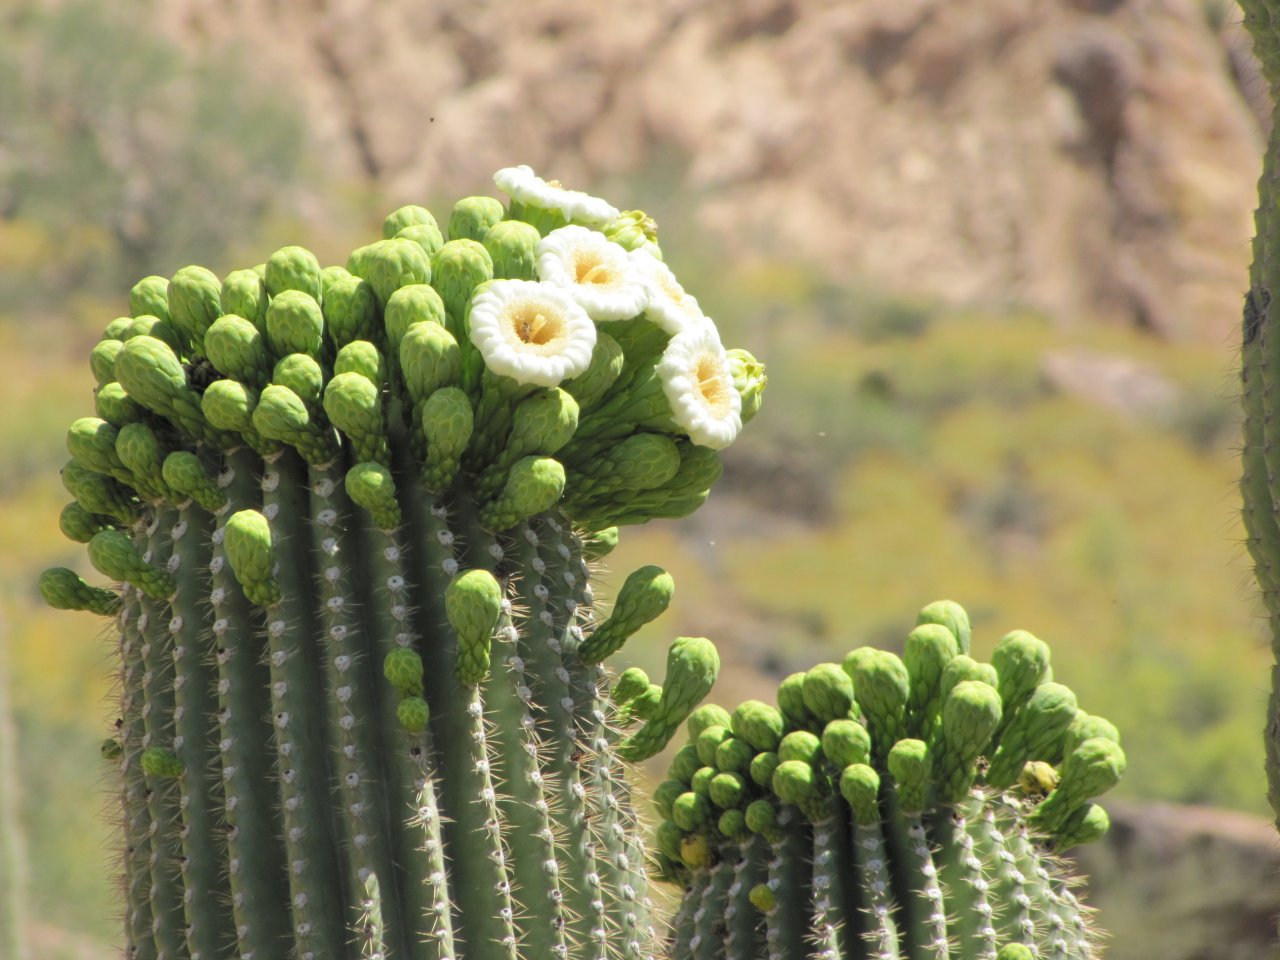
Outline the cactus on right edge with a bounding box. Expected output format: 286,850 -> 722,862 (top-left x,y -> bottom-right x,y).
648,601 -> 1124,960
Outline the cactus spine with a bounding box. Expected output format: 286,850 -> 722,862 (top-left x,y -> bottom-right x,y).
1239,0 -> 1280,836
652,603 -> 1124,960
44,168 -> 760,959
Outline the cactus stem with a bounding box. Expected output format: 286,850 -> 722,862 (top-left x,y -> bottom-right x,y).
851,819 -> 903,960
724,835 -> 767,960
764,808 -> 812,960
808,806 -> 853,960
690,846 -> 737,960
932,797 -> 998,960
672,867 -> 711,959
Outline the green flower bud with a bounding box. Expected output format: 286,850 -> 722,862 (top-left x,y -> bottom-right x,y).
129,276 -> 170,323
687,704 -> 733,742
346,462 -> 400,530
397,696 -> 430,734
483,219 -> 541,280
349,238 -> 433,307
114,335 -> 221,444
162,451 -> 226,513
384,205 -> 441,241
401,322 -> 463,406
265,290 -> 325,360
578,564 -> 674,663
581,526 -> 619,560
695,725 -> 732,767
936,680 -> 1003,804
1018,760 -> 1060,799
1033,738 -> 1126,834
168,265 -> 222,349
431,238 -> 493,329
903,623 -> 960,741
777,672 -> 816,730
709,771 -> 748,809
821,719 -> 871,769
749,751 -> 781,788
508,388 -> 580,458
802,662 -> 857,724
140,747 -> 183,778
104,317 -> 134,340
564,432 -> 681,511
420,387 -> 474,491
672,791 -> 712,831
445,568 -> 504,685
221,268 -> 269,333
67,417 -> 128,482
125,316 -> 183,355
449,196 -> 505,242
101,738 -> 123,760
726,348 -> 767,425
619,636 -> 720,762
477,456 -> 565,531
253,384 -> 337,465
992,629 -> 1053,719
384,284 -> 447,357
654,819 -> 684,863
744,798 -> 781,840
113,422 -> 173,502
271,353 -> 324,408
996,946 -> 1035,960
324,371 -> 388,465
563,331 -> 625,412
717,808 -> 749,840
748,884 -> 776,913
669,744 -> 702,784
384,647 -> 425,697
1064,712 -> 1120,758
778,730 -> 822,766
1054,802 -> 1111,850
201,379 -> 274,451
603,210 -> 659,254
848,649 -> 910,761
886,738 -> 930,813
680,834 -> 712,869
653,779 -> 687,820
623,684 -> 662,721
396,226 -> 446,265
334,340 -> 386,385
59,502 -> 111,544
90,339 -> 123,385
320,265 -> 352,294
223,510 -> 281,607
771,759 -> 818,806
986,682 -> 1079,788
690,766 -> 716,797
94,382 -> 144,428
715,736 -> 755,775
839,763 -> 882,825
88,529 -> 174,599
939,655 -> 998,702
916,599 -> 972,654
62,461 -> 137,524
264,245 -> 323,301
322,276 -> 379,349
204,315 -> 272,386
613,667 -> 650,704
39,567 -> 120,616
730,700 -> 785,753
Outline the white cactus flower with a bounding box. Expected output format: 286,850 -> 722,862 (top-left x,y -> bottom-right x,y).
493,165 -> 620,227
536,225 -> 650,322
467,280 -> 597,388
656,321 -> 742,449
632,250 -> 705,335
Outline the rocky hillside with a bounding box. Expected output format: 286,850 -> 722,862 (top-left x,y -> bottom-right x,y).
154,0 -> 1262,341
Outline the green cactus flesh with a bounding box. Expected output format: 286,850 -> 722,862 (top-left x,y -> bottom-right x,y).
42,170 -> 759,960
652,601 -> 1123,960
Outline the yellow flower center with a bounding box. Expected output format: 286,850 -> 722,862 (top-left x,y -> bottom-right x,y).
574,251 -> 614,286
509,301 -> 564,347
695,353 -> 734,415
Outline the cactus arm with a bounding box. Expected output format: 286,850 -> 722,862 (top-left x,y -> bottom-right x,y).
931,797 -> 998,960
883,798 -> 949,960
307,458 -> 408,954
133,511 -> 191,960
809,801 -> 854,960
724,836 -> 768,960
690,848 -> 737,960
762,808 -> 812,960
974,807 -> 1036,948
255,450 -> 349,956
850,819 -> 903,960
208,448 -> 294,956
671,867 -> 711,959
165,501 -> 236,956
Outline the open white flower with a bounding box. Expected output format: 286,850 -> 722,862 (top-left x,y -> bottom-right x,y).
632,250 -> 706,336
656,321 -> 742,449
493,165 -> 620,226
468,279 -> 597,387
536,225 -> 650,322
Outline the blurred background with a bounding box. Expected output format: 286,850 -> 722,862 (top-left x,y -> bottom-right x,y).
1,0 -> 1278,956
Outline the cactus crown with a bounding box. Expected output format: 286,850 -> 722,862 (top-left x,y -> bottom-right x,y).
44,168 -> 763,960
652,601 -> 1124,960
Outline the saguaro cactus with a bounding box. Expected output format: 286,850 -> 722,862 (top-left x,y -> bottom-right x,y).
1239,0 -> 1280,835
41,167 -> 762,960
650,602 -> 1123,960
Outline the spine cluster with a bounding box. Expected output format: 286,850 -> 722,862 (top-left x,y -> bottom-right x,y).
647,601 -> 1125,960
39,169 -> 759,959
